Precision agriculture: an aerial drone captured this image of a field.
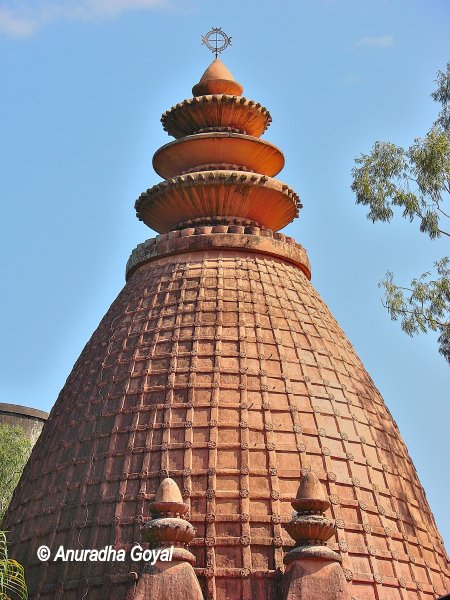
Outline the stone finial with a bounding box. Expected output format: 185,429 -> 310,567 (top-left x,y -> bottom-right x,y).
292,471 -> 330,512
131,478 -> 203,600
192,58 -> 243,96
149,477 -> 187,517
281,472 -> 351,600
142,478 -> 196,557
285,472 -> 337,557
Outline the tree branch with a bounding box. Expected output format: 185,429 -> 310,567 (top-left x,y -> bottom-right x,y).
381,300 -> 449,327
437,205 -> 450,219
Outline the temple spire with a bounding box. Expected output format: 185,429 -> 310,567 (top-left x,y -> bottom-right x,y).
136,55 -> 300,234
4,42 -> 449,600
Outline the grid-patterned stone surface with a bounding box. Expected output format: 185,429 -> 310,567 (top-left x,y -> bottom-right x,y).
5,246 -> 449,599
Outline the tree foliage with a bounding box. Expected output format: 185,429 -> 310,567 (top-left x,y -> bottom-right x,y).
0,531 -> 27,600
0,424 -> 32,522
351,63 -> 450,363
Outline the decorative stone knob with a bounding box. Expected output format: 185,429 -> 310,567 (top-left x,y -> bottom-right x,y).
192,58 -> 243,96
291,471 -> 331,514
142,478 -> 196,550
284,472 -> 336,547
148,477 -> 187,517
283,471 -> 340,563
285,514 -> 335,546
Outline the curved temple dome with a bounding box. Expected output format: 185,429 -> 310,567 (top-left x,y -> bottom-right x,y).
3,57 -> 449,600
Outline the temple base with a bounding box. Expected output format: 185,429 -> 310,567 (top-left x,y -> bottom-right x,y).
282,557 -> 351,600
282,541 -> 351,600
131,559 -> 203,600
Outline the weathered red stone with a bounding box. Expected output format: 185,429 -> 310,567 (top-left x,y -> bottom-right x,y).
283,560 -> 351,600
131,561 -> 203,600
3,57 -> 449,600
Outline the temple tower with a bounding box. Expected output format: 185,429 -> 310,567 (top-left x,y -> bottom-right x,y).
3,53 -> 449,600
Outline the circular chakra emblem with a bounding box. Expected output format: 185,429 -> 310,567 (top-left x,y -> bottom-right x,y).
201,28 -> 232,58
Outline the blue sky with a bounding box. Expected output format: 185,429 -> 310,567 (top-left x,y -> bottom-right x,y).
0,0 -> 449,548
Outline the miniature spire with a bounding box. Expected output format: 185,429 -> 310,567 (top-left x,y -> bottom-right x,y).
281,472 -> 351,600
131,478 -> 203,600
284,472 -> 337,561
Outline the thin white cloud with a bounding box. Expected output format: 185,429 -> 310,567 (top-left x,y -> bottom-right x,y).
354,34 -> 394,49
0,7 -> 37,37
345,74 -> 362,84
0,0 -> 170,38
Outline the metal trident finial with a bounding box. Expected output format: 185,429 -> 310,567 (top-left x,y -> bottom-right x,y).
201,27 -> 232,58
